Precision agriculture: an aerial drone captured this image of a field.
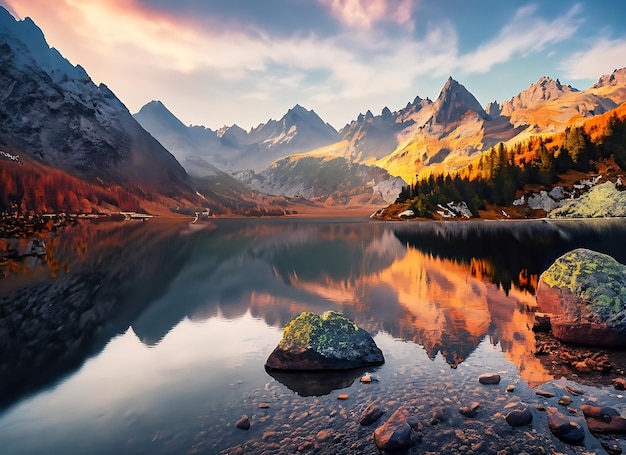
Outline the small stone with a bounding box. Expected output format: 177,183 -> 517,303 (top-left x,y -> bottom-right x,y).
297,441 -> 313,452
337,394 -> 349,400
373,407 -> 414,451
316,429 -> 332,441
360,374 -> 372,383
259,402 -> 270,409
535,389 -> 555,398
582,404 -> 626,433
574,361 -> 590,373
360,403 -> 384,426
459,402 -> 480,418
478,373 -> 501,385
430,406 -> 446,425
546,407 -> 584,445
565,386 -> 584,396
558,395 -> 572,406
236,415 -> 250,430
505,407 -> 533,427
506,384 -> 515,392
612,378 -> 626,390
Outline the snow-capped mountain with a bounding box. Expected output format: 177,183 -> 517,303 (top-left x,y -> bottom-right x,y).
0,7 -> 190,197
135,102 -> 339,174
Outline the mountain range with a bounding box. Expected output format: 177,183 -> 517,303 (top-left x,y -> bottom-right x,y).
2,5 -> 626,216
135,68 -> 626,206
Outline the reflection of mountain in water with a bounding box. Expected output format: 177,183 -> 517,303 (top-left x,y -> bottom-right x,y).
131,221 -> 403,345
10,218 -> 626,407
0,221 -> 198,409
394,220 -> 626,294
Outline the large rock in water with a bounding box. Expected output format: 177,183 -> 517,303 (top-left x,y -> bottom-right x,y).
536,248 -> 626,346
265,311 -> 384,370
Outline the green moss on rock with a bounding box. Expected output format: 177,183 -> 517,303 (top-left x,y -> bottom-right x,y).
541,248 -> 626,318
266,311 -> 384,370
538,248 -> 626,346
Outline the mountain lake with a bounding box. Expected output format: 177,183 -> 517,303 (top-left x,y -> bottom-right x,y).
2,217 -> 626,454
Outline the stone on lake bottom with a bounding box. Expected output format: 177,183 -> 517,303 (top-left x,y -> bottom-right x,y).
360,374 -> 372,383
546,407 -> 584,445
265,311 -> 384,370
360,403 -> 384,426
337,394 -> 349,400
582,405 -> 626,434
236,415 -> 250,430
478,373 -> 501,385
459,402 -> 480,418
259,402 -> 270,409
535,389 -> 555,398
505,407 -> 533,427
373,407 -> 414,451
558,395 -> 572,407
506,384 -> 515,392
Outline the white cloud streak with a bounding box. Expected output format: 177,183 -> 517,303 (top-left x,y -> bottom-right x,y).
560,37 -> 626,79
459,4 -> 583,74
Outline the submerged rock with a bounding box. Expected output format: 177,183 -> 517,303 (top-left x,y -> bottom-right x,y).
536,248 -> 626,346
582,405 -> 626,434
360,403 -> 384,426
546,407 -> 585,445
478,373 -> 501,385
373,407 -> 414,451
265,311 -> 384,370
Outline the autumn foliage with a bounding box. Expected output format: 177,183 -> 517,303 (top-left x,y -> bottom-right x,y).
397,103 -> 626,217
0,158 -> 140,214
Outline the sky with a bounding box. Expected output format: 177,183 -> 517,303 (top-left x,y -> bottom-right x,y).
2,0 -> 626,131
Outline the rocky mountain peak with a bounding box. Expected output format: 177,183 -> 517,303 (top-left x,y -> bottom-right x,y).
501,76 -> 578,115
593,67 -> 626,88
432,77 -> 488,124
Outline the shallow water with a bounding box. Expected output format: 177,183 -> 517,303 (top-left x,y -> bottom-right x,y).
2,217 -> 626,454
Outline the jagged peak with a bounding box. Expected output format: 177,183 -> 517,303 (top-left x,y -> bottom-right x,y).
592,67 -> 626,88
432,77 -> 488,124
381,106 -> 392,117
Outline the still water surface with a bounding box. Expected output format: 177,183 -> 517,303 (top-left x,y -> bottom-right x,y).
1,218 -> 626,454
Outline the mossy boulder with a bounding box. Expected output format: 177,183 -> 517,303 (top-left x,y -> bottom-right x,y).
265,311 -> 384,370
549,181 -> 626,218
536,248 -> 626,346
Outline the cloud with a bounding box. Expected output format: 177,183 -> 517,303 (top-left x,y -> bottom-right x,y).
458,4 -> 583,74
319,0 -> 417,29
560,37 -> 626,80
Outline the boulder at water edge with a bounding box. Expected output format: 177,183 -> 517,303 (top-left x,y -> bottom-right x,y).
536,248 -> 626,347
265,311 -> 384,370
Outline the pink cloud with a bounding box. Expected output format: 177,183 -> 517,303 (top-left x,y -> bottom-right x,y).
320,0 -> 417,29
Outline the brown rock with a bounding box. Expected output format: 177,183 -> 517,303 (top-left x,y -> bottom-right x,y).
259,402 -> 270,409
558,395 -> 573,406
459,402 -> 480,418
505,407 -> 533,427
337,393 -> 349,400
478,373 -> 501,385
546,407 -> 584,445
373,407 -> 414,451
612,378 -> 626,390
582,404 -> 626,434
236,415 -> 250,430
535,389 -> 555,398
360,403 -> 384,426
360,374 -> 372,383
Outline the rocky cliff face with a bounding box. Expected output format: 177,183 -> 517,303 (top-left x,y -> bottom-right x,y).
0,8 -> 191,197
